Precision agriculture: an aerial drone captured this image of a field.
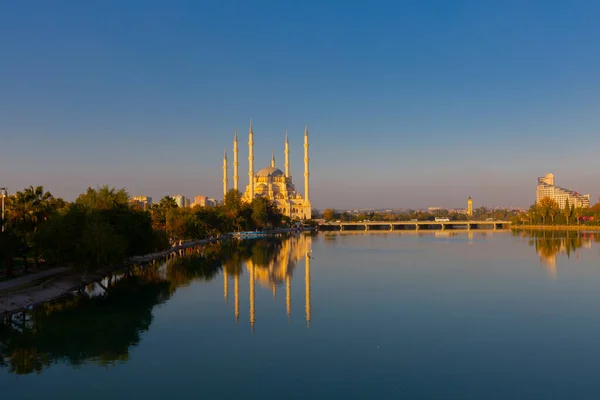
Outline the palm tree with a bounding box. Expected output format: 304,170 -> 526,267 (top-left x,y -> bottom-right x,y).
528,204 -> 538,225
8,186 -> 55,272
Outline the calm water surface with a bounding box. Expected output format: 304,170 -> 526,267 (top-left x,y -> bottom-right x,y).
2,230 -> 600,399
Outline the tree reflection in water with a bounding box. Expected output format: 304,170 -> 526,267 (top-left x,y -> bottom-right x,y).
517,230 -> 596,278
0,236 -> 289,375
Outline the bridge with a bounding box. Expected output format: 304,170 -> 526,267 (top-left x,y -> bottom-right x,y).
320,220 -> 511,231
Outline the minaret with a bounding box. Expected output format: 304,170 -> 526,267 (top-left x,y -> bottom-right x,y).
248,120 -> 255,200
271,150 -> 276,168
233,131 -> 239,191
285,130 -> 290,178
305,249 -> 311,328
223,149 -> 228,200
303,125 -> 311,214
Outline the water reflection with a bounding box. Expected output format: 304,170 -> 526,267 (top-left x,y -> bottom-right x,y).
0,233 -> 313,375
222,233 -> 313,332
0,275 -> 172,375
517,230 -> 597,278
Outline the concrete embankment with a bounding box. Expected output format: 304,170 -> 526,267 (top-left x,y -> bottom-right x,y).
0,228 -> 313,317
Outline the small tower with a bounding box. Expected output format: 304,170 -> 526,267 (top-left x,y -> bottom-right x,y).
467,196 -> 473,217
271,150 -> 276,168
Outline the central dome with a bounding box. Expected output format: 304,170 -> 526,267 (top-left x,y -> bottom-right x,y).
256,167 -> 284,177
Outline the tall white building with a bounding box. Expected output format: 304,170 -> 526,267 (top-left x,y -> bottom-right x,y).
536,173 -> 590,209
171,194 -> 186,208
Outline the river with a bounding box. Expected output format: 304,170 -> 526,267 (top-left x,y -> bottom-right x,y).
2,230 -> 600,399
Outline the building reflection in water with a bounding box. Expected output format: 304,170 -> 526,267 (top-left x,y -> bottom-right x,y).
223,233 -> 313,332
521,230 -> 594,279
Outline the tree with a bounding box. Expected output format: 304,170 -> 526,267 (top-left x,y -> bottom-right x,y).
322,208 -> 336,221
6,186 -> 58,272
76,186 -> 129,210
165,207 -> 206,241
249,197 -> 283,230
563,199 -> 573,225
538,197 -> 559,225
149,196 -> 178,231
251,198 -> 269,229
80,212 -> 127,277
0,229 -> 20,278
527,204 -> 538,225
224,189 -> 243,211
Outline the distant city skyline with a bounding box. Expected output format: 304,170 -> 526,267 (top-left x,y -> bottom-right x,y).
1,1 -> 599,208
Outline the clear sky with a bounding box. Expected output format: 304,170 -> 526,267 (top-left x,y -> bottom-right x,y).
1,0 -> 599,209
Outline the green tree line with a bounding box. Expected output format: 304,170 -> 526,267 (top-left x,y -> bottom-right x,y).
511,196 -> 600,226
0,186 -> 285,279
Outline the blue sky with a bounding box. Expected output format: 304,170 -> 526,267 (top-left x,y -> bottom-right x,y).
1,0 -> 599,209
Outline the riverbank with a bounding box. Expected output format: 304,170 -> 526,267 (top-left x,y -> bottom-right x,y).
0,239 -> 210,317
512,225 -> 600,231
0,228 -> 312,317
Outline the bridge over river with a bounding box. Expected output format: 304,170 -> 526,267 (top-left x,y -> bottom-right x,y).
320,220 -> 511,231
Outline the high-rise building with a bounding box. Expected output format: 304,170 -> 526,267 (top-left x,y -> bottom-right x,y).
194,195 -> 208,207
192,195 -> 217,207
171,194 -> 185,208
184,197 -> 191,208
131,196 -> 152,209
536,173 -> 590,209
467,196 -> 473,217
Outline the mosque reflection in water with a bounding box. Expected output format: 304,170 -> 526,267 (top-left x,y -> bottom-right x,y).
222,232 -> 313,331
0,233 -> 314,375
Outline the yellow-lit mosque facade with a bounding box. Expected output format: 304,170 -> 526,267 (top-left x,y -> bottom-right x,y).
223,120 -> 312,220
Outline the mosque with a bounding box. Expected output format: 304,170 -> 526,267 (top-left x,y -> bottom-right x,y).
223,120 -> 312,220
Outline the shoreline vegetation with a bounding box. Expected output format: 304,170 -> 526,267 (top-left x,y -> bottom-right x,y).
0,227 -> 310,317
510,196 -> 600,227
512,225 -> 600,231
0,185 -> 315,314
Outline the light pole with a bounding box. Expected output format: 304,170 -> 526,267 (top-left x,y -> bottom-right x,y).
0,187 -> 6,233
